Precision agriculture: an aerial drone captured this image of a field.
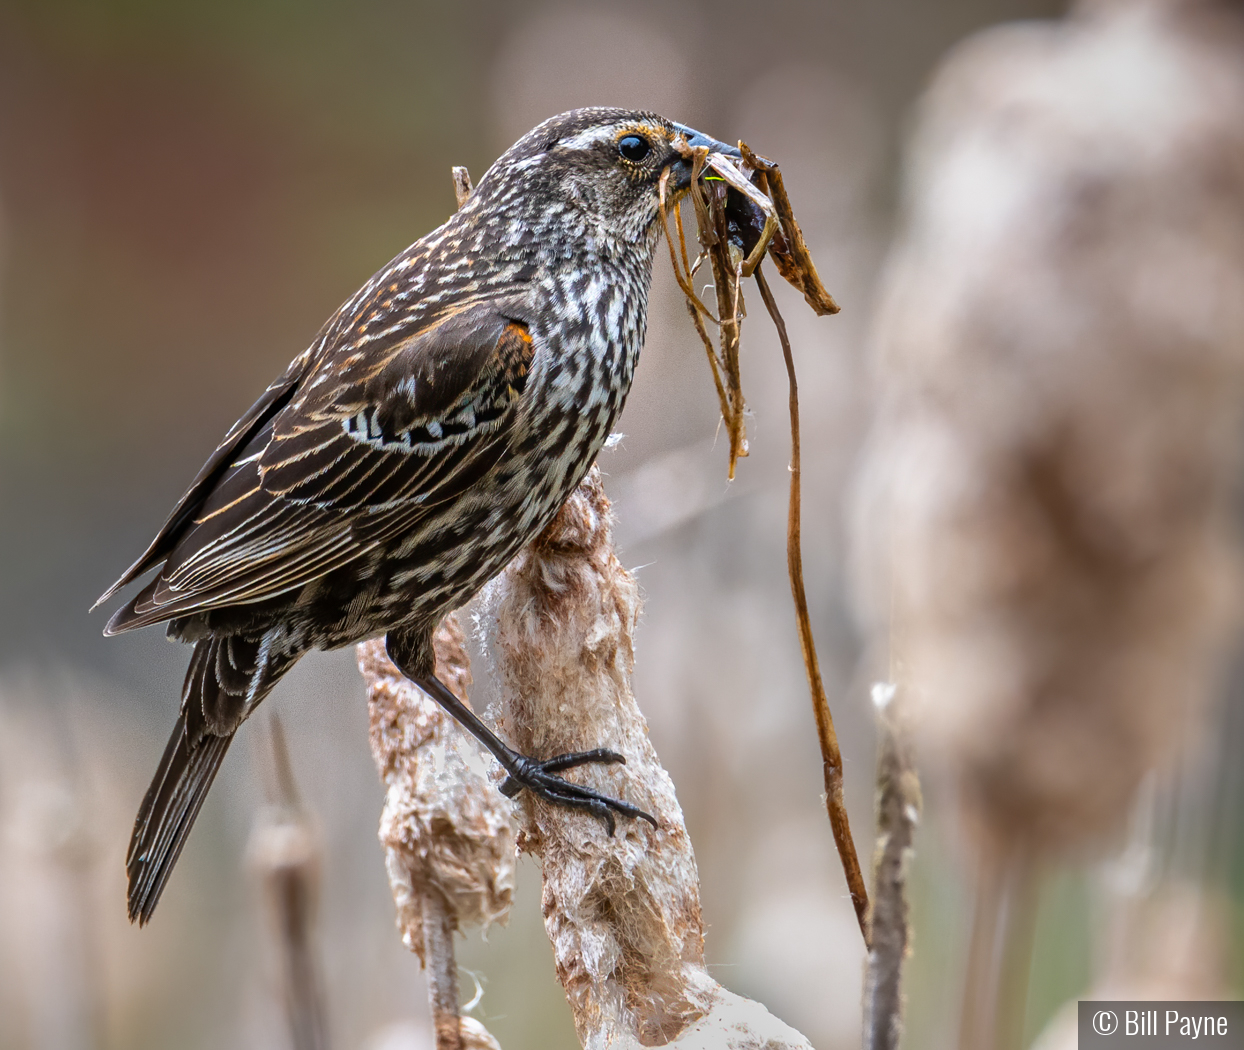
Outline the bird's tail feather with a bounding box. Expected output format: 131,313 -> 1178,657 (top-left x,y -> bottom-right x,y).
127,633 -> 293,925
126,713 -> 232,925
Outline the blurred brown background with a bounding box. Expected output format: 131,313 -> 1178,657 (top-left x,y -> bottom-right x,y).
4,1 -> 1241,1049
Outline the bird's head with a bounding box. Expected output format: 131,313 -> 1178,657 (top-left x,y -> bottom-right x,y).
470,107 -> 740,247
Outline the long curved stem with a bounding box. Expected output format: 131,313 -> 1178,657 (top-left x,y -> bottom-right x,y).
755,265 -> 870,943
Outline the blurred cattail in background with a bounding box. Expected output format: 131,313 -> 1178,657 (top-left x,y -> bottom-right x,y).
0,678 -> 173,1050
247,716 -> 330,1050
0,701 -> 102,1050
851,0 -> 1244,1044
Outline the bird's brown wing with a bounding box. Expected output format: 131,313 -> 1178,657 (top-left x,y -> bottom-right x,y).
103,301 -> 535,634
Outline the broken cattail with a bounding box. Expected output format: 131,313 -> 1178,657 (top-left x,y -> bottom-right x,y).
475,465 -> 815,1050
360,616 -> 514,1050
451,167 -> 473,210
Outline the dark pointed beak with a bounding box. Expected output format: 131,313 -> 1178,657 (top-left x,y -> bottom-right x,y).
668,122 -> 742,190
672,123 -> 742,159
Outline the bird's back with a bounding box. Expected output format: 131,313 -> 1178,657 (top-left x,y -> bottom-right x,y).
104,197 -> 655,651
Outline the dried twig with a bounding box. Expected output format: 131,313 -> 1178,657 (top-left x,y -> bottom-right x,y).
755,265 -> 870,942
738,145 -> 838,316
663,144 -> 867,940
659,159 -> 746,478
863,684 -> 921,1050
423,886 -> 464,1050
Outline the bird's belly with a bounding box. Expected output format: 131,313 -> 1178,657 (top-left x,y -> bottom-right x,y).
302,384 -> 628,650
285,288 -> 645,652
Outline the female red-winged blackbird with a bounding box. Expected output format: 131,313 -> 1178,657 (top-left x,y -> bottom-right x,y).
97,108 -> 740,924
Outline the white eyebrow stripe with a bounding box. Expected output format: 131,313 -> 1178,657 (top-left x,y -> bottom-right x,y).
559,124 -> 629,151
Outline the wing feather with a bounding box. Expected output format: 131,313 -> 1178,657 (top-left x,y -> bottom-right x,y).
103,302 -> 536,634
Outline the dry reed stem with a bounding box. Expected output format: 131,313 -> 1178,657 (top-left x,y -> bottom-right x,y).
422,888 -> 464,1050
862,684 -> 921,1050
658,169 -> 732,464
248,716 -> 330,1050
699,174 -> 746,476
477,466 -> 814,1050
756,265 -> 870,944
659,156 -> 747,478
359,617 -> 514,1050
737,146 -> 838,317
662,147 -> 869,944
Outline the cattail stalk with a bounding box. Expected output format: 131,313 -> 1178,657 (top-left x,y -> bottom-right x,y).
477,466 -> 814,1050
359,617 -> 513,1050
862,683 -> 921,1050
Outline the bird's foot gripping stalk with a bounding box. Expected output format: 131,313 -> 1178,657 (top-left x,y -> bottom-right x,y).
498,748 -> 658,835
402,663 -> 657,835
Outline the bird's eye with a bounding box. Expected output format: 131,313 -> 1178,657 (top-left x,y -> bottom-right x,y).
618,135 -> 650,162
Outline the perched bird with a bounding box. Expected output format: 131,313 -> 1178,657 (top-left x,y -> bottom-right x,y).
97,108 -> 741,925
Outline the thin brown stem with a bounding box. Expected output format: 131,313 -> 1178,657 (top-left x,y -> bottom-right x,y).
674,194 -> 694,285
659,170 -> 719,322
686,300 -> 730,415
422,889 -> 464,1050
694,175 -> 747,477
738,145 -> 839,316
659,174 -> 731,421
755,265 -> 870,944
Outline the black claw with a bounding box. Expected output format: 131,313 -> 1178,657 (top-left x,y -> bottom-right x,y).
535,786 -> 618,835
496,748 -> 657,831
540,747 -> 627,774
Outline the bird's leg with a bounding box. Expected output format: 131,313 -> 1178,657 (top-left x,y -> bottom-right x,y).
403,668 -> 657,834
